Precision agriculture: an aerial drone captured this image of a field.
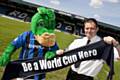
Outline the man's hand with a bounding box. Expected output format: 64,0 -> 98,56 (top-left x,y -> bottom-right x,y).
103,36 -> 119,47
56,49 -> 64,55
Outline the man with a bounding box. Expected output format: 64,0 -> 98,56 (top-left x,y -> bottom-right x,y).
0,7 -> 63,80
66,18 -> 120,80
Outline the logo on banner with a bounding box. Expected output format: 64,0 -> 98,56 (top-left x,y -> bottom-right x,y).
21,49 -> 97,72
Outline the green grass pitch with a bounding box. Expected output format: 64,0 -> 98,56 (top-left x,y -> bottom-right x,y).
0,16 -> 120,80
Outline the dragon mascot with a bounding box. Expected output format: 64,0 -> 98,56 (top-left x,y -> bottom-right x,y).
0,7 -> 62,80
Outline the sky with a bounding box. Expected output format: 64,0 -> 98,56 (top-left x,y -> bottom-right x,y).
23,0 -> 120,27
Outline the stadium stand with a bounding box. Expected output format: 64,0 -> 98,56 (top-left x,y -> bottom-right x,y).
0,0 -> 120,42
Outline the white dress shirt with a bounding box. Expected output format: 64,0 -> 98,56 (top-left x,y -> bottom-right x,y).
68,35 -> 119,77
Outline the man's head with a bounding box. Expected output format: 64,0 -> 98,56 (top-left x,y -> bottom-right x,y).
84,18 -> 99,39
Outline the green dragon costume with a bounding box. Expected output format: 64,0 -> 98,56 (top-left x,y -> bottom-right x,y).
0,7 -> 59,80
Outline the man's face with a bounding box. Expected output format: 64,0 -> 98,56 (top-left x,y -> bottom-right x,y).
84,22 -> 98,39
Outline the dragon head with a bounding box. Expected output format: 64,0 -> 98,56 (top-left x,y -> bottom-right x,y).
31,7 -> 56,47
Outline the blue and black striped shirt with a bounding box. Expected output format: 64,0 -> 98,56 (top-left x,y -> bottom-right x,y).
11,31 -> 59,60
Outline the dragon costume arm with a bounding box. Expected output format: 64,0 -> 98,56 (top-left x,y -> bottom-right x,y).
0,43 -> 15,66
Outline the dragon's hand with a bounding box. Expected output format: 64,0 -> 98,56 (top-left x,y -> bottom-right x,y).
45,51 -> 56,59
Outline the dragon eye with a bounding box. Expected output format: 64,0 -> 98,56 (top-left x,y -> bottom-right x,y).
37,20 -> 45,27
